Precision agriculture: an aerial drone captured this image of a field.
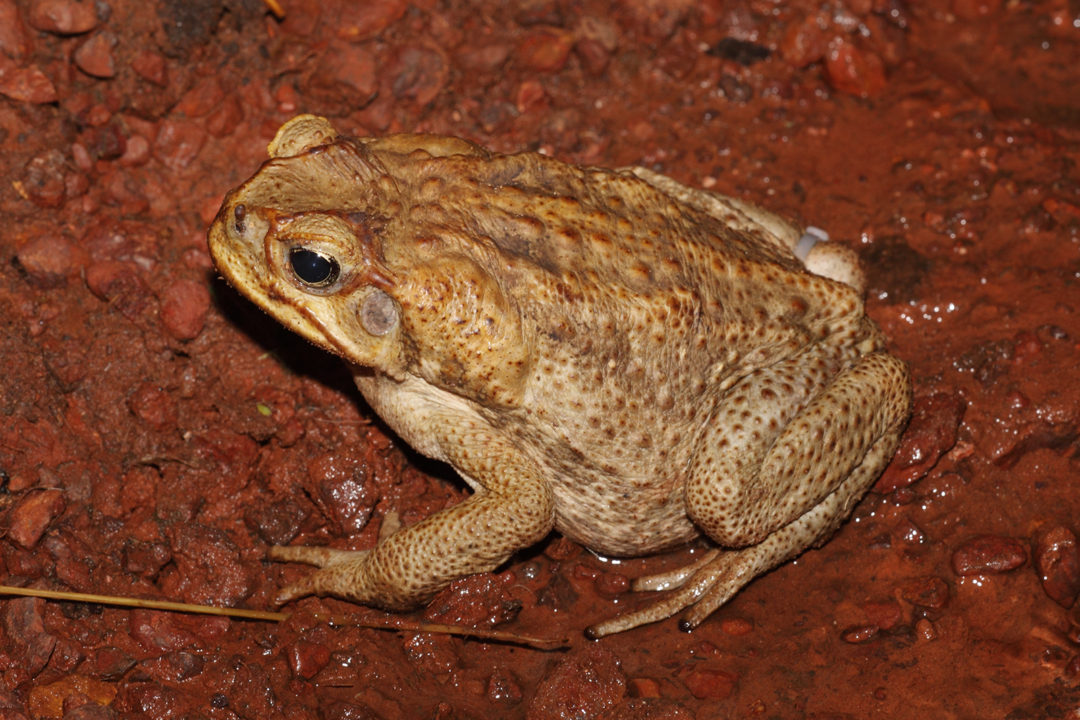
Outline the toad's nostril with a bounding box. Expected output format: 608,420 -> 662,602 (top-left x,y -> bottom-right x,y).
233,204 -> 246,234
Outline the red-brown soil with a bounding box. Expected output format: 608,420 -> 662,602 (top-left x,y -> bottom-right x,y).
1,0 -> 1078,717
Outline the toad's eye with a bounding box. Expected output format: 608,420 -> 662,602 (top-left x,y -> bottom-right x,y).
289,247 -> 340,287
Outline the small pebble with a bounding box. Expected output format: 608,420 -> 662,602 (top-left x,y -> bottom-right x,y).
335,0 -> 406,42
915,617 -> 937,641
21,149 -> 68,207
595,570 -> 630,597
0,0 -> 32,62
627,677 -> 661,699
153,119 -> 207,171
824,37 -> 885,98
719,617 -> 754,636
779,15 -> 829,68
73,31 -> 115,77
875,392 -> 966,492
951,535 -> 1028,576
8,488 -> 66,550
27,0 -> 98,35
17,235 -> 81,285
861,601 -> 902,631
0,58 -> 56,103
3,597 -> 57,679
486,668 -> 523,704
841,624 -> 880,644
158,278 -> 210,341
127,382 -> 178,430
527,645 -> 626,720
287,641 -> 331,680
131,49 -> 167,86
900,575 -> 950,609
1035,526 -> 1080,608
86,647 -> 135,681
682,668 -> 737,700
518,27 -> 574,73
389,45 -> 447,106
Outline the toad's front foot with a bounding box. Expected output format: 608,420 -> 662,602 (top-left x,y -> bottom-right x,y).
268,545 -> 374,607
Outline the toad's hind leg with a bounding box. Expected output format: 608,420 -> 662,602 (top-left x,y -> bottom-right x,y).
586,350 -> 910,637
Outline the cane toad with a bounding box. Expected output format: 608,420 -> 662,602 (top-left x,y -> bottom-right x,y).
208,115 -> 911,637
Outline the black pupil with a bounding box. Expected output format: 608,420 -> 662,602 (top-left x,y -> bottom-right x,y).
289,248 -> 339,286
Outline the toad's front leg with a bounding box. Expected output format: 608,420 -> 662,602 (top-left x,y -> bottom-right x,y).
270,424 -> 555,611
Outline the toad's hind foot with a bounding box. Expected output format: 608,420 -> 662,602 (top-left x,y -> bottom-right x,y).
585,463 -> 872,638
585,545 -> 771,639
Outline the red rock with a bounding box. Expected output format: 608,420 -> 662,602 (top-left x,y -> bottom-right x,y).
77,123 -> 126,161
122,539 -> 171,577
102,169 -> 149,215
86,647 -> 136,681
0,0 -> 32,62
875,392 -> 966,492
84,260 -> 153,320
780,14 -> 829,68
3,597 -> 56,680
720,617 -> 754,636
527,645 -> 626,720
73,32 -> 114,77
313,42 -> 378,104
544,536 -> 581,561
20,149 -> 68,207
1035,526 -> 1080,608
424,572 -> 521,627
861,600 -> 902,630
127,382 -> 178,430
841,624 -> 880,643
824,36 -> 886,98
595,570 -> 630,597
158,277 -> 210,341
575,38 -> 610,75
900,575 -> 950,609
242,497 -> 307,546
389,44 -> 447,107
176,76 -> 225,118
128,610 -> 199,653
27,0 -> 98,34
153,119 -> 206,171
287,641 -> 331,680
166,523 -> 256,607
305,449 -> 378,534
140,650 -> 206,682
131,49 -> 167,86
518,27 -> 574,73
118,134 -> 151,166
16,235 -> 82,285
459,43 -> 511,72
516,79 -> 547,113
0,56 -> 57,104
487,668 -> 523,704
7,489 -> 66,549
951,535 -> 1028,576
63,700 -> 116,720
205,94 -> 245,137
627,677 -> 661,698
682,667 -> 737,700
336,0 -> 406,42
